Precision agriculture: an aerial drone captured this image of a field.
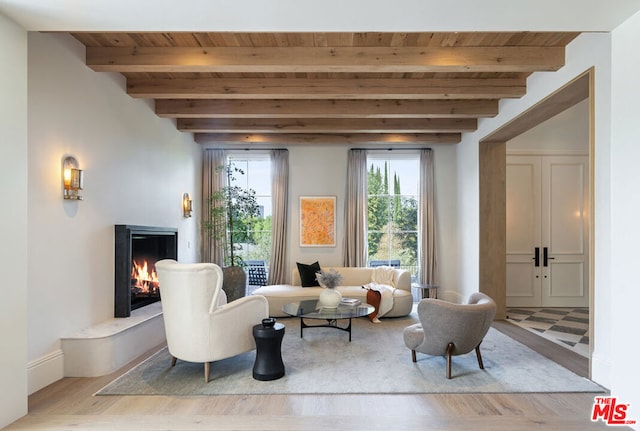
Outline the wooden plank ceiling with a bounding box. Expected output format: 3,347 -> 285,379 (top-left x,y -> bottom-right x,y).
71,32 -> 579,146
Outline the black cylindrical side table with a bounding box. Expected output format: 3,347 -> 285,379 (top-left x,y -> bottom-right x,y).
252,320 -> 285,381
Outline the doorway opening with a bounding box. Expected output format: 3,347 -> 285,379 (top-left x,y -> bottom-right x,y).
479,70 -> 593,371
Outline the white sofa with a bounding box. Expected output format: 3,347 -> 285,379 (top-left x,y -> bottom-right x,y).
252,266 -> 413,318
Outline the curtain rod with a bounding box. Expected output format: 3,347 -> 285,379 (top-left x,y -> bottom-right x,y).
351,147 -> 432,151
206,147 -> 431,151
205,147 -> 288,151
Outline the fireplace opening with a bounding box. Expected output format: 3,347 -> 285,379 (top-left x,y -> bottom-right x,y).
114,225 -> 178,318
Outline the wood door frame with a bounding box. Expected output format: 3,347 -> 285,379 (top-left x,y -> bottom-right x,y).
479,69 -> 593,322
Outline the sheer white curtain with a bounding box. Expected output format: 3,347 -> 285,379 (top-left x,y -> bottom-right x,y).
268,149 -> 289,284
201,149 -> 227,266
419,148 -> 438,294
342,149 -> 368,267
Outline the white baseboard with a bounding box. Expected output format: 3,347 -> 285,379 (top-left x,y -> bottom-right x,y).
28,306 -> 166,393
27,349 -> 64,395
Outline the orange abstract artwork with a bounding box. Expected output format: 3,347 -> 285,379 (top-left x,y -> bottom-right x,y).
300,196 -> 336,247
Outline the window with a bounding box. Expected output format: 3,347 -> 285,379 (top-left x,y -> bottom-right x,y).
227,154 -> 272,267
367,154 -> 419,280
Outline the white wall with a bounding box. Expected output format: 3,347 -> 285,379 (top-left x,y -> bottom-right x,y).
0,12 -> 28,430
610,10 -> 640,427
508,99 -> 589,154
283,144 -> 458,293
26,32 -> 201,393
458,30 -> 617,390
287,146 -> 348,271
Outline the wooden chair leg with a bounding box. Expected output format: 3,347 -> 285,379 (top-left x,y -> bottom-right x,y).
475,344 -> 485,370
204,362 -> 211,383
170,356 -> 177,367
446,342 -> 454,379
411,350 -> 417,363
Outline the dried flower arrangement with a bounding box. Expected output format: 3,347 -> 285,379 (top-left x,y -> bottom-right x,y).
315,269 -> 343,289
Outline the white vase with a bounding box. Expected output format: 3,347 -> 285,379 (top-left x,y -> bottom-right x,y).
319,288 -> 342,308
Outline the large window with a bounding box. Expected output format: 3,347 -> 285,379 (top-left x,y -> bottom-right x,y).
227,154 -> 272,266
367,154 -> 419,279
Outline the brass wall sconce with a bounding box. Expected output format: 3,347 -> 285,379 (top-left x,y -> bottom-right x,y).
63,156 -> 84,200
182,193 -> 192,218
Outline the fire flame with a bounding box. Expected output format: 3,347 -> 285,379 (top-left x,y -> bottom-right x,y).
131,259 -> 159,295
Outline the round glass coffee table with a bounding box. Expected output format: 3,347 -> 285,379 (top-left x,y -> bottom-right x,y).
282,299 -> 374,342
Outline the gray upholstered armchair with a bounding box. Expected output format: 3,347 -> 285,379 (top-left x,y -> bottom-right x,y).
403,292 -> 497,379
155,260 -> 269,382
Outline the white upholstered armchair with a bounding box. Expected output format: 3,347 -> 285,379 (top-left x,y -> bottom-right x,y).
403,292 -> 497,379
155,260 -> 269,382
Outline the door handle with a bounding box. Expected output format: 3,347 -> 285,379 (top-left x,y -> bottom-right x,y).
533,247 -> 540,267
543,247 -> 555,267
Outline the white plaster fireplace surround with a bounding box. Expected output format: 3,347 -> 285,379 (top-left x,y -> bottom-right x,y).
61,302 -> 165,377
62,224 -> 179,378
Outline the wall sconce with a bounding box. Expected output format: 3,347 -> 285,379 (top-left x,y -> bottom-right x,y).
182,193 -> 192,218
63,156 -> 84,200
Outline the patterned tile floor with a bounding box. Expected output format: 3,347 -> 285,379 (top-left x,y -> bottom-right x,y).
506,307 -> 590,358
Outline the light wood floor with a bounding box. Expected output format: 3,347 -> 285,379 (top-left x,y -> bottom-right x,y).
4,321 -> 628,431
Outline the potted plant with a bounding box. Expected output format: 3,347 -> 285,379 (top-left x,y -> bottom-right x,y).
206,163 -> 260,302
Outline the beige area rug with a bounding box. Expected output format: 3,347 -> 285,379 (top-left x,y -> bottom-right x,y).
96,313 -> 604,396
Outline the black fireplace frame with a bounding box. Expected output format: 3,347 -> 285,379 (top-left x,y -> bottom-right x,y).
114,224 -> 178,318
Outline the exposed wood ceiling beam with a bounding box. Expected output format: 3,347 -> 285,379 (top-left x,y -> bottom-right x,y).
177,118 -> 477,133
194,133 -> 462,145
155,99 -> 499,119
70,31 -> 578,145
128,77 -> 527,99
87,46 -> 565,73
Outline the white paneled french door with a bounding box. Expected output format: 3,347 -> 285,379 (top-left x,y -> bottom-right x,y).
506,155 -> 589,307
